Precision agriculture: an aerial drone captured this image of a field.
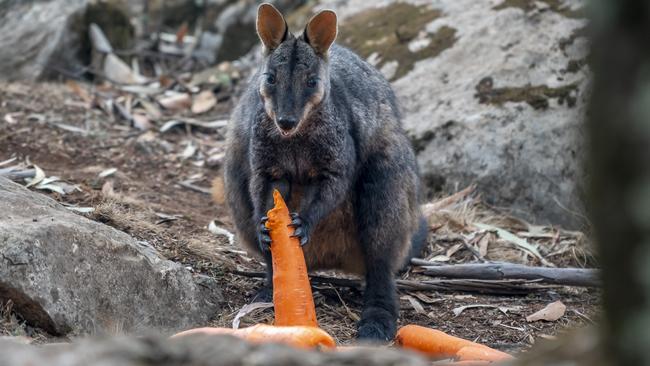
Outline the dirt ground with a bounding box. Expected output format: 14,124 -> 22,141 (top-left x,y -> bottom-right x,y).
0,82 -> 600,353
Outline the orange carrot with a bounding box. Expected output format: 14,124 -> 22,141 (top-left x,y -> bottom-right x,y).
456,346 -> 513,362
171,324 -> 335,349
394,325 -> 512,362
395,325 -> 478,359
266,190 -> 318,327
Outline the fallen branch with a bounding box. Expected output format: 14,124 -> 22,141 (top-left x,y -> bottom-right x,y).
233,270 -> 554,295
413,261 -> 600,287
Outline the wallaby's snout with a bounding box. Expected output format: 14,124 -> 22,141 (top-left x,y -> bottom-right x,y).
277,116 -> 298,133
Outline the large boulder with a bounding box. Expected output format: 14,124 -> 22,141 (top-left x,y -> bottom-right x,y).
0,178 -> 222,336
288,0 -> 589,228
0,334 -> 428,366
0,0 -> 135,81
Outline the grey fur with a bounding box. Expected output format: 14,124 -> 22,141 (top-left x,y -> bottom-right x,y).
224,4 -> 426,341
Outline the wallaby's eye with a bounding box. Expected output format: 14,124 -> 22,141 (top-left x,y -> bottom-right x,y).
307,77 -> 318,88
266,74 -> 276,85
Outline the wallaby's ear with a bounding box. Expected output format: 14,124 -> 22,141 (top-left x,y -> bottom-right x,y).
304,10 -> 337,55
256,3 -> 289,52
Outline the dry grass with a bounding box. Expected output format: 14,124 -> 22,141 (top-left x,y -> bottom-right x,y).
422,186 -> 596,268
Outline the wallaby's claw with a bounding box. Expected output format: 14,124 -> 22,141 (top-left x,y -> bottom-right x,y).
258,216 -> 272,252
289,212 -> 310,246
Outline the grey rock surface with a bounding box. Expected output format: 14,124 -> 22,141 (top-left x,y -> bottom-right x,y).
0,177 -> 222,336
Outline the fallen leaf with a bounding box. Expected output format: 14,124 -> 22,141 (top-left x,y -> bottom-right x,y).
139,99 -> 163,120
132,110 -> 153,131
526,301 -> 566,322
104,53 -> 146,84
232,302 -> 273,329
101,181 -> 115,197
408,292 -> 443,304
158,93 -> 192,111
3,112 -> 22,124
65,80 -> 93,105
453,304 -> 522,317
176,22 -> 189,44
429,255 -> 450,262
0,157 -> 17,167
208,221 -> 235,246
191,90 -> 217,114
25,165 -> 45,187
65,206 -> 95,213
160,118 -> 227,133
474,222 -> 552,266
180,141 -> 197,160
445,243 -> 464,257
51,123 -> 88,134
401,295 -> 426,314
98,168 -> 117,178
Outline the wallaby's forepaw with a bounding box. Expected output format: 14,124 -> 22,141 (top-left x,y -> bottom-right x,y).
356,307 -> 397,342
258,216 -> 272,253
289,212 -> 310,246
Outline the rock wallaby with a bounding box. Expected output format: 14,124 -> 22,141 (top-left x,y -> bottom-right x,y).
223,3 -> 427,341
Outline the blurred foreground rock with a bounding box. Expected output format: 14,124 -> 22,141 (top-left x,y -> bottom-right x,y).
283,0 -> 589,228
0,178 -> 222,335
0,334 -> 428,366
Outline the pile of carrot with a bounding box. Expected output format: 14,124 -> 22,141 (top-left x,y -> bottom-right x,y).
171,191 -> 513,363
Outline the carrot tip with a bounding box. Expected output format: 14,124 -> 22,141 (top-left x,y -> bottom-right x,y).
272,189 -> 287,210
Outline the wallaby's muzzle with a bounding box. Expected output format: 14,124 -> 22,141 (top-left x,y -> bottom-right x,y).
277,116 -> 298,132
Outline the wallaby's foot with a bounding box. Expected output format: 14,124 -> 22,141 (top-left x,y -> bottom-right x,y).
251,285 -> 273,303
289,212 -> 309,246
258,216 -> 272,252
356,307 -> 397,342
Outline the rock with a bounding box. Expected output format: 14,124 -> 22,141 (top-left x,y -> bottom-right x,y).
0,0 -> 134,81
0,178 -> 222,336
281,0 -> 589,228
0,334 -> 428,366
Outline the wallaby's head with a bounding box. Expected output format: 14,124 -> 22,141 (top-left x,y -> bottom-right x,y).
256,3 -> 337,137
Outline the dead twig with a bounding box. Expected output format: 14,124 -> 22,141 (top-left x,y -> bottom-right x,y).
415,262 -> 600,287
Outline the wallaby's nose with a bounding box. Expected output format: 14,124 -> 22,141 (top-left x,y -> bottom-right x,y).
277,117 -> 298,131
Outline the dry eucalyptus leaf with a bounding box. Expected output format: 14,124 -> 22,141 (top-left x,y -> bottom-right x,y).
232,302 -> 273,329
180,142 -> 198,160
158,93 -> 192,111
132,110 -> 153,131
191,90 -> 217,115
98,168 -> 117,178
401,295 -> 426,314
208,221 -> 235,246
25,165 -> 45,188
526,300 -> 566,322
453,304 -> 522,317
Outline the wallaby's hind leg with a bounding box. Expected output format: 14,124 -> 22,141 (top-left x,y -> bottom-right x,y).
355,157 -> 414,341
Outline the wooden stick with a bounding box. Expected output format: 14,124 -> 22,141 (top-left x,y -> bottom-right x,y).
413,261 -> 600,287
232,271 -> 553,295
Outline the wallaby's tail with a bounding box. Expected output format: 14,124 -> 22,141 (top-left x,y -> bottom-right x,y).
211,176 -> 226,205
409,216 -> 429,259
400,216 -> 428,271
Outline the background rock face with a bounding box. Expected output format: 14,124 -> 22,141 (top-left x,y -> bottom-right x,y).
0,334 -> 428,366
304,0 -> 589,228
0,178 -> 222,336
